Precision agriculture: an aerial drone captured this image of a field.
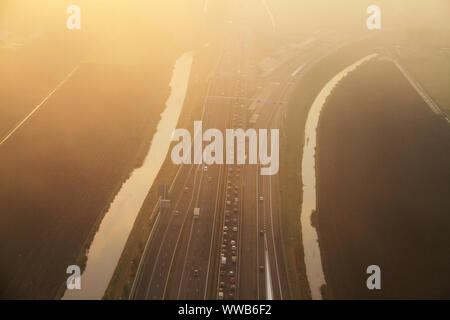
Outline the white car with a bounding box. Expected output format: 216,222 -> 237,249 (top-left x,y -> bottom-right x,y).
259,196 -> 264,201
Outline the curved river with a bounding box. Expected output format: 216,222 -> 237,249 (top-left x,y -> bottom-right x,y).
63,51 -> 193,299
300,54 -> 378,300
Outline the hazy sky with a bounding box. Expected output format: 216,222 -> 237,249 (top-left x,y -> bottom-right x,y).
1,0 -> 449,32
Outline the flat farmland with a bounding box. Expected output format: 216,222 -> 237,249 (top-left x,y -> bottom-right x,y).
0,58 -> 176,299
317,59 -> 450,299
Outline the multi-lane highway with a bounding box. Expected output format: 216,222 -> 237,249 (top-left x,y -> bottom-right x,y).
130,1 -> 349,300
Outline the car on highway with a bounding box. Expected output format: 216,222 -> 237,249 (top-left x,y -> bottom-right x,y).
232,226 -> 238,232
259,196 -> 264,201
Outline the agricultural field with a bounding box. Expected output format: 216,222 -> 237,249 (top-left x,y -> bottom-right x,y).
316,59 -> 450,299
0,0 -> 223,299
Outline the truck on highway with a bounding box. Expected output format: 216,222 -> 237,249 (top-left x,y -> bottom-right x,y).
194,208 -> 200,219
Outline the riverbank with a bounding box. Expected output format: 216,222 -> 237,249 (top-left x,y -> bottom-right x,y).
103,42 -> 221,300
0,56 -> 178,299
279,39 -> 383,300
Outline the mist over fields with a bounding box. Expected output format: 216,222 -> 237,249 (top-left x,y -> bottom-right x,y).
0,0 -> 449,300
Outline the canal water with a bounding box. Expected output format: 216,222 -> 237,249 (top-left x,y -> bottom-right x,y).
63,51 -> 193,299
300,54 -> 378,300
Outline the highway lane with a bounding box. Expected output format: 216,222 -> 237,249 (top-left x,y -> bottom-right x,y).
134,68 -> 228,299
167,22 -> 248,300
173,2 -> 257,300
130,161 -> 194,299
237,31 -> 346,299
166,84 -> 233,299
132,15 -> 242,299
254,81 -> 289,300
130,8 -> 353,299
232,67 -> 290,299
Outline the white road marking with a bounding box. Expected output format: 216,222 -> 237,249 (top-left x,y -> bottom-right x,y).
291,63 -> 305,77
269,175 -> 283,299
0,66 -> 79,146
392,59 -> 443,116
261,0 -> 276,32
264,235 -> 273,300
